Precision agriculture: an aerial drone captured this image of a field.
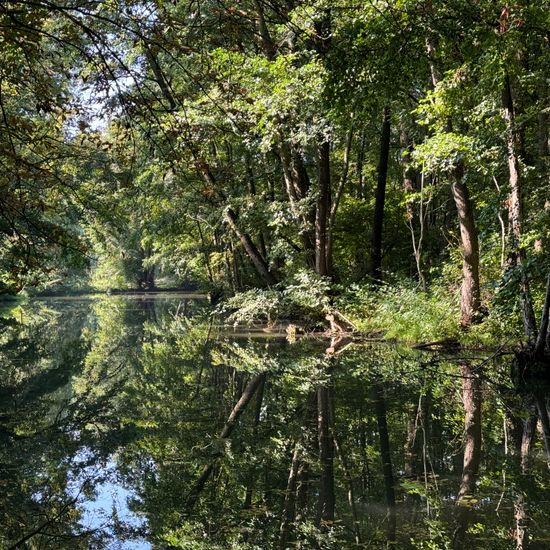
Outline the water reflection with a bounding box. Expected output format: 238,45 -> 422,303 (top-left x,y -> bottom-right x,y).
68,449 -> 149,550
0,295 -> 548,549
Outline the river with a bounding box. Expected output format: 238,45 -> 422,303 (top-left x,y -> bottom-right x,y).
0,294 -> 548,549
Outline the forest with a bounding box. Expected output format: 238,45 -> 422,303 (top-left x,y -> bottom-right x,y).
1,0 -> 550,549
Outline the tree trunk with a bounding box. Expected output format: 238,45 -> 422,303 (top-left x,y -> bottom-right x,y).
451,170 -> 481,327
426,34 -> 481,327
196,220 -> 214,285
315,141 -> 331,276
327,130 -> 353,273
295,461 -> 310,522
243,375 -> 266,510
224,207 -> 277,286
278,143 -> 316,268
253,0 -> 277,60
534,394 -> 550,467
371,106 -> 391,281
357,129 -> 366,199
137,247 -> 155,289
401,127 -> 426,288
404,399 -> 420,478
144,42 -> 177,110
502,74 -> 537,342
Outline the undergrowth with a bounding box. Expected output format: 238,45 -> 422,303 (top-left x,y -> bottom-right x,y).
335,280 -> 460,343
219,271 -> 518,346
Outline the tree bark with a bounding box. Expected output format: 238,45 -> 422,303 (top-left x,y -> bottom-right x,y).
316,141 -> 331,276
371,106 -> 391,281
451,170 -> 481,327
426,34 -> 481,327
535,273 -> 550,355
502,74 -> 537,342
327,130 -> 353,273
224,207 -> 277,286
534,394 -> 550,468
357,129 -> 366,199
520,408 -> 538,474
278,142 -> 316,268
253,0 -> 277,60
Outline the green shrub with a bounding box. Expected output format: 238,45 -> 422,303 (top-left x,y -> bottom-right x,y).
336,280 -> 460,343
220,270 -> 331,327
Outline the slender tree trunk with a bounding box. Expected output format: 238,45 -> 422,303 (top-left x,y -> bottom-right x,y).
233,248 -> 244,291
310,11 -> 332,280
224,242 -> 236,293
245,153 -> 269,262
295,461 -> 310,522
535,273 -> 550,355
357,129 -> 366,199
296,394 -> 318,524
457,365 -> 482,500
502,74 -> 537,342
454,363 -> 482,548
534,394 -> 550,467
196,220 -> 214,285
371,106 -> 391,281
371,382 -> 396,543
327,130 -> 353,272
316,141 -> 331,276
144,42 -> 177,110
401,127 -> 427,288
514,493 -> 528,550
278,143 -> 316,268
520,408 -> 538,474
253,0 -> 277,60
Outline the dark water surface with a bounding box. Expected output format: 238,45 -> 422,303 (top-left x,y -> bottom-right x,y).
0,295 -> 548,549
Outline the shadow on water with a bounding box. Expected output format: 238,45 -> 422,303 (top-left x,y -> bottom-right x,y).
0,295 -> 548,549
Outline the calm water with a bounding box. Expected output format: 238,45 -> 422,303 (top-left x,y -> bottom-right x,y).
0,295 -> 548,549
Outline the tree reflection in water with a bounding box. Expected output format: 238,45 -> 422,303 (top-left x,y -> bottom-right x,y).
0,295 -> 548,549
